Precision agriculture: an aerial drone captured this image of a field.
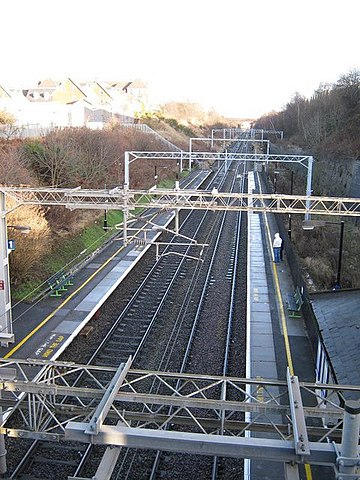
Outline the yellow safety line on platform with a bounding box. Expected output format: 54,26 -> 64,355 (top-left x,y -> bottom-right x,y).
4,243 -> 126,359
259,176 -> 295,375
271,261 -> 294,376
305,464 -> 313,479
258,173 -> 311,479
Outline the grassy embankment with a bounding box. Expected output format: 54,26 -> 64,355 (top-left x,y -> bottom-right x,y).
14,173 -> 188,301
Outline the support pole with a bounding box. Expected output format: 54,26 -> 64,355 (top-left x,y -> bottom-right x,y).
0,192 -> 14,346
288,171 -> 294,239
0,391 -> 7,475
156,243 -> 159,261
124,152 -> 130,187
175,174 -> 180,235
338,400 -> 360,477
123,183 -> 129,245
305,156 -> 314,221
154,166 -> 158,187
334,221 -> 344,290
189,139 -> 192,172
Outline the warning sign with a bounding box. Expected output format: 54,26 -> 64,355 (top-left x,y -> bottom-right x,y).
0,280 -> 4,290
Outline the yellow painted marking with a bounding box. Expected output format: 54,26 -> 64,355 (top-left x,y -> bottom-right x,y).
5,208 -> 168,359
272,262 -> 294,375
255,376 -> 264,402
305,464 -> 313,479
258,176 -> 294,375
4,244 -> 125,359
257,173 -> 311,479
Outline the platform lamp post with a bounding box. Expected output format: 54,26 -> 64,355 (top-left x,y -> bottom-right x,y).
288,170 -> 294,239
302,219 -> 345,289
154,165 -> 168,188
7,225 -> 31,234
103,210 -> 108,231
103,185 -> 108,232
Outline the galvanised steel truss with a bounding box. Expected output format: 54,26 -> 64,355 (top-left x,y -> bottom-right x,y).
210,128 -> 284,140
189,137 -> 270,155
125,151 -> 312,182
0,357 -> 359,476
0,157 -> 309,347
124,152 -> 314,211
3,186 -> 360,217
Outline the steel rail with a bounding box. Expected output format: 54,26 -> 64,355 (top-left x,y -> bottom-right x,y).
7,170 -> 215,479
148,144 -> 246,480
212,147 -> 248,480
118,160 -> 235,478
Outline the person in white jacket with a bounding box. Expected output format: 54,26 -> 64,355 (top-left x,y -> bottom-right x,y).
273,233 -> 282,263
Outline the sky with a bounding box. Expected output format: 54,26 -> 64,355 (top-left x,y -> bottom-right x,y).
2,0 -> 359,118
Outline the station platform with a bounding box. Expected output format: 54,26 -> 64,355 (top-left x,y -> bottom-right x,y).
1,168 -> 330,478
247,171 -> 332,480
0,171 -> 211,361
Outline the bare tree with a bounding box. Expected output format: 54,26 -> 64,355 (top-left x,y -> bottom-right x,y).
0,110 -> 23,140
22,132 -> 73,187
0,144 -> 34,185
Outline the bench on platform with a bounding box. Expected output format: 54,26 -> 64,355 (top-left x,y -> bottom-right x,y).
48,271 -> 74,297
286,286 -> 304,318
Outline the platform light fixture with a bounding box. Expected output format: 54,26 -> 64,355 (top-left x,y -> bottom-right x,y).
7,225 -> 31,234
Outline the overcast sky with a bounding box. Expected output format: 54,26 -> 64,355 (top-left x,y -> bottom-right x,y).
2,0 -> 359,118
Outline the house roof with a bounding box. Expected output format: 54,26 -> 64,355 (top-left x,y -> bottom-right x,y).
310,289 -> 360,386
23,87 -> 55,102
65,78 -> 88,98
79,81 -> 113,101
130,79 -> 147,89
0,85 -> 12,98
37,79 -> 60,88
108,81 -> 132,91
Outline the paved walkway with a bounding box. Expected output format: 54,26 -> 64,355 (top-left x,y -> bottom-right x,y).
247,171 -> 332,479
1,171 -> 211,361
1,168 -> 332,478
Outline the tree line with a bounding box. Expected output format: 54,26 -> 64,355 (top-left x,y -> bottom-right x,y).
255,69 -> 360,153
0,123 -> 184,292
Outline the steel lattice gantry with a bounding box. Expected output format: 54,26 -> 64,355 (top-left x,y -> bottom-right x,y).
0,163 -> 359,345
210,128 -> 284,141
0,357 -> 359,475
124,151 -> 312,183
3,185 -> 360,217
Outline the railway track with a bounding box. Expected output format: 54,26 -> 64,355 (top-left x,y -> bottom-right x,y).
6,137 -> 253,479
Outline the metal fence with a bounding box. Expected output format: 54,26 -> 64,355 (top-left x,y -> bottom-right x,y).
119,123 -> 181,151
0,122 -> 181,152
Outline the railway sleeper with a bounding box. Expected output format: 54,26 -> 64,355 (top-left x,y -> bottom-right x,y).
103,346 -> 138,354
33,456 -> 78,466
121,315 -> 149,321
109,341 -> 140,350
115,329 -> 147,337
